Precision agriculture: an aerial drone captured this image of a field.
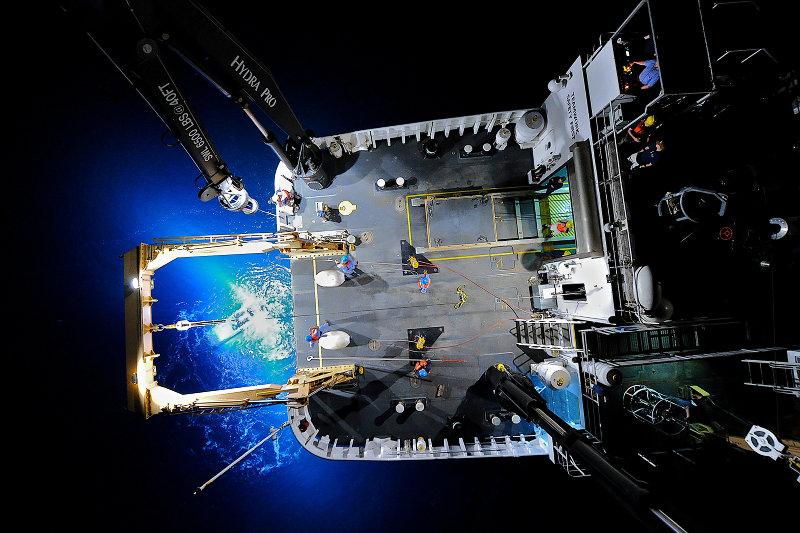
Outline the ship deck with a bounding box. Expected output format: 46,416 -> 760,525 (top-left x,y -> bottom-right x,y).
288,130 -> 576,446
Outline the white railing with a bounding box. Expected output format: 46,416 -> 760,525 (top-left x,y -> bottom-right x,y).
313,110 -> 530,152
289,406 -> 550,461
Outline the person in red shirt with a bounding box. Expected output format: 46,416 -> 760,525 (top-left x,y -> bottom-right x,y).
623,115 -> 656,145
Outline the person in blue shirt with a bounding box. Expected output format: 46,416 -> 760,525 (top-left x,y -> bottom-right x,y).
414,358 -> 431,378
630,59 -> 660,89
418,271 -> 431,294
306,321 -> 330,347
627,140 -> 665,170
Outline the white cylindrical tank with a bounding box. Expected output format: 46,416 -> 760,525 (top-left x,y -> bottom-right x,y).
634,265 -> 657,310
584,360 -> 622,387
515,109 -> 546,144
531,362 -> 571,390
319,330 -> 351,350
314,269 -> 346,287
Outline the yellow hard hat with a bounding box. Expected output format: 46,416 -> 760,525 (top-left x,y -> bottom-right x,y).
645,115 -> 655,127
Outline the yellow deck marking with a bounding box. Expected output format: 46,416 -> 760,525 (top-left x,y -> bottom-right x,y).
431,247 -> 576,261
425,197 -> 432,248
406,196 -> 413,246
491,196 -> 498,243
312,257 -> 322,368
406,185 -> 535,245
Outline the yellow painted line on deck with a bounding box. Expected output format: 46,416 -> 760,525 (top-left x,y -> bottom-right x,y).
405,185 -> 536,246
431,247 -> 576,261
312,257 -> 322,368
406,196 -> 413,246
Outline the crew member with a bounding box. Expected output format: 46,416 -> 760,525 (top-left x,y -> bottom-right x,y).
335,254 -> 358,278
532,175 -> 566,197
306,321 -> 330,347
414,358 -> 431,378
271,188 -> 301,213
418,270 -> 431,293
623,115 -> 656,145
544,220 -> 574,236
627,140 -> 665,170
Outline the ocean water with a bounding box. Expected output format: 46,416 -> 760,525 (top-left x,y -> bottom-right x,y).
14,2 -> 689,531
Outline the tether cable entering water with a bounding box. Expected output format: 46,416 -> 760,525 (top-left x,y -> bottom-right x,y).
194,420 -> 290,496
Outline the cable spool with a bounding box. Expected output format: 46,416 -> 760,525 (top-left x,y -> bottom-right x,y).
745,425 -> 786,459
584,360 -> 622,387
515,109 -> 546,144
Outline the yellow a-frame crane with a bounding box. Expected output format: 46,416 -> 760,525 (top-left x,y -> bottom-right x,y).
123,231 -> 357,419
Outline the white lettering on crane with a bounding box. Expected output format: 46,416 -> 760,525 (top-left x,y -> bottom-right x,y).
230,55 -> 277,108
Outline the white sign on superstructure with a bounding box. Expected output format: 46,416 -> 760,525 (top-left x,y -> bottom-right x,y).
523,56 -> 591,179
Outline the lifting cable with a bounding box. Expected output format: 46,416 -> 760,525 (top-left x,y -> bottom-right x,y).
348,317 -> 517,352
150,319 -> 228,332
307,355 -> 466,363
417,260 -> 531,316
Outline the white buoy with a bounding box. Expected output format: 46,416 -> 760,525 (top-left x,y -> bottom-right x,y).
531,361 -> 571,390
314,269 -> 346,287
396,177 -> 405,187
319,330 -> 351,350
415,399 -> 425,412
376,178 -> 386,189
395,402 -> 405,414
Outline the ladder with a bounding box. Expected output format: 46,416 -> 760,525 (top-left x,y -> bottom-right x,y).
514,318 -> 582,352
742,359 -> 800,397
